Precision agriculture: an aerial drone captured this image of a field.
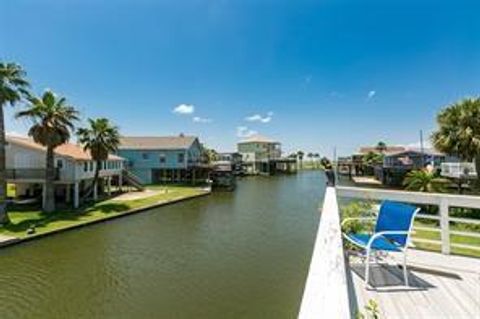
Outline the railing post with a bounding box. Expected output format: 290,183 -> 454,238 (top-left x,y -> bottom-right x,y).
439,198 -> 450,255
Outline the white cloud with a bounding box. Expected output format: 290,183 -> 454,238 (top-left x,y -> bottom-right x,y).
173,104 -> 195,115
193,116 -> 212,123
367,90 -> 376,100
245,111 -> 273,123
237,126 -> 258,138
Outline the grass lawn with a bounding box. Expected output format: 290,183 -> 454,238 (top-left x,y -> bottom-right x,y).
412,220 -> 480,257
0,185 -> 208,239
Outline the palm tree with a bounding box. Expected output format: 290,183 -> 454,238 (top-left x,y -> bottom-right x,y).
77,118 -> 120,200
0,62 -> 29,224
313,153 -> 320,169
363,151 -> 384,166
403,169 -> 447,193
201,147 -> 218,164
307,152 -> 313,168
16,90 -> 79,212
376,141 -> 387,153
297,151 -> 304,169
432,98 -> 480,185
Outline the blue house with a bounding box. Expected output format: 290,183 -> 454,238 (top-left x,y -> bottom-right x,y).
118,135 -> 208,184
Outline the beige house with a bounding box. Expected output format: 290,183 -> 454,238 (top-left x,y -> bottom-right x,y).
237,135 -> 295,175
6,135 -> 125,209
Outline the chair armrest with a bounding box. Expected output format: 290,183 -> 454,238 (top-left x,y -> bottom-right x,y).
341,217 -> 376,227
366,231 -> 409,249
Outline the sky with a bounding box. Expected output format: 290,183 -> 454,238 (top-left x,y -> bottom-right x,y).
1,0 -> 479,156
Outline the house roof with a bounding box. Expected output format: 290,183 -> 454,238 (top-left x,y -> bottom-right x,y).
358,146 -> 406,155
7,136 -> 124,161
118,135 -> 198,150
384,148 -> 445,157
238,134 -> 278,144
358,145 -> 445,157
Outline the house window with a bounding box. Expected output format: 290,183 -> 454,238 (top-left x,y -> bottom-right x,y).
142,153 -> 149,160
159,154 -> 166,164
83,162 -> 88,172
178,153 -> 185,163
89,161 -> 94,171
56,159 -> 64,169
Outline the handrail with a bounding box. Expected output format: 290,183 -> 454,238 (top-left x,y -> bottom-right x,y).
337,186 -> 480,208
122,169 -> 145,191
336,186 -> 480,254
298,187 -> 351,319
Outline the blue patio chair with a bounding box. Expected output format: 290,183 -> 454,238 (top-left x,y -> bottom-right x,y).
342,201 -> 420,288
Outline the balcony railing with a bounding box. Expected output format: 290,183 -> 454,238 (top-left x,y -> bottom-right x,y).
298,187 -> 351,319
441,162 -> 477,179
6,168 -> 60,180
337,186 -> 480,255
298,185 -> 480,318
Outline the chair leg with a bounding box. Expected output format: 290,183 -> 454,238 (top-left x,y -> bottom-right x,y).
365,251 -> 371,289
403,251 -> 409,287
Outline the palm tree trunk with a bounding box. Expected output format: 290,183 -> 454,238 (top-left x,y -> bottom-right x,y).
92,160 -> 101,200
0,106 -> 9,224
44,146 -> 56,213
82,161 -> 101,201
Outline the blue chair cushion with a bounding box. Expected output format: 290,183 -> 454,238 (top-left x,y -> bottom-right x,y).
375,201 -> 418,246
345,233 -> 402,252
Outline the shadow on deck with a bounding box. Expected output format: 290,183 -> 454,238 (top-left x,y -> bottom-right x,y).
349,249 -> 480,318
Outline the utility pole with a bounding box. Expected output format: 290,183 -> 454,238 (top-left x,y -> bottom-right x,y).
420,130 -> 425,167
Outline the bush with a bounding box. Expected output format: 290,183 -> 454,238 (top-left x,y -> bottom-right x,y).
341,200 -> 376,234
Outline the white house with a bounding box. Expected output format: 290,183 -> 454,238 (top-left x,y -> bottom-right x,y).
6,135 -> 125,209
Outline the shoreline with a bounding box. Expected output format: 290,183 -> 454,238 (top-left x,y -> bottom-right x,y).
0,189 -> 211,249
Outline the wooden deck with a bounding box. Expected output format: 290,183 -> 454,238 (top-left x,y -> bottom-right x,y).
349,249 -> 480,318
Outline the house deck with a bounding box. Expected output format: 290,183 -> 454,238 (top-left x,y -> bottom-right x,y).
349,249 -> 480,318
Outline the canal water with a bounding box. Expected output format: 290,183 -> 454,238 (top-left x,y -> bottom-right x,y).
0,171 -> 326,319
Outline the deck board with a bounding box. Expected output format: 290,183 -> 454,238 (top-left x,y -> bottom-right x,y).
350,249 -> 480,319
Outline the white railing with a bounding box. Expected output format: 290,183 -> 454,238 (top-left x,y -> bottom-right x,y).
337,186 -> 480,255
441,162 -> 476,179
298,187 -> 351,319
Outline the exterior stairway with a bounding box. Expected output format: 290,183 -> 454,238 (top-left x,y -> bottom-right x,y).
122,169 -> 146,191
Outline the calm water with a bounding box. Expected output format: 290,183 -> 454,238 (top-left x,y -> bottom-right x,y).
0,171 -> 325,319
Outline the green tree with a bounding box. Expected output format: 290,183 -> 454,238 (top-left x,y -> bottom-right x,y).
77,118 -> 120,200
363,151 -> 384,166
432,98 -> 480,185
403,169 -> 447,193
307,152 -> 313,168
313,153 -> 320,169
200,146 -> 218,164
0,62 -> 29,224
16,90 -> 79,212
376,141 -> 387,153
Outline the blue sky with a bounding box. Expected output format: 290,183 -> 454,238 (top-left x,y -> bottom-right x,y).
2,0 -> 479,156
